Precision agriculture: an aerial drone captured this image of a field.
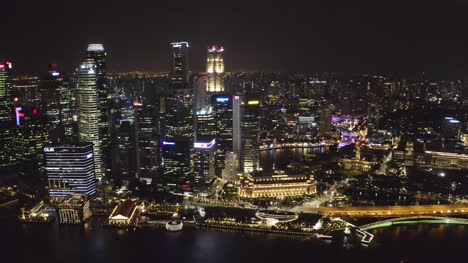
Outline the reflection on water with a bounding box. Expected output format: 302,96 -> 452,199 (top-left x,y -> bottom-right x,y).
3,219 -> 467,263
260,147 -> 329,172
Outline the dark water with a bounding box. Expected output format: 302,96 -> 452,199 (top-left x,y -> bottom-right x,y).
3,219 -> 467,263
260,147 -> 328,172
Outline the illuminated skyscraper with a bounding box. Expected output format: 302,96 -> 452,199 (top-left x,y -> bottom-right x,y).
206,45 -> 225,93
170,42 -> 189,87
86,44 -> 110,177
240,97 -> 260,173
162,42 -> 194,191
211,95 -> 237,175
45,143 -> 96,198
0,60 -> 15,169
192,138 -> 216,194
14,104 -> 48,176
135,100 -> 159,184
165,42 -> 194,140
196,106 -> 215,138
75,59 -> 103,180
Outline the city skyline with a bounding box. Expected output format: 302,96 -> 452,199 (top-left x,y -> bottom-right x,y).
1,1 -> 468,78
1,2 -> 467,262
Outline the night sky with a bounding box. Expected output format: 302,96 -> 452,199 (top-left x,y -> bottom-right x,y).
2,1 -> 468,77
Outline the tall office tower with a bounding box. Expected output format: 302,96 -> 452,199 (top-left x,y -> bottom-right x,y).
14,104 -> 48,176
170,42 -> 189,86
58,76 -> 75,139
232,95 -> 241,154
45,143 -> 97,198
86,44 -> 111,177
240,97 -> 261,173
42,64 -> 75,140
196,107 -> 215,138
135,101 -> 159,184
0,60 -> 15,169
192,138 -> 216,194
12,77 -> 40,105
319,108 -> 332,137
40,64 -> 63,141
75,59 -> 103,180
161,140 -> 192,192
206,45 -> 225,93
194,76 -> 207,110
115,120 -> 137,185
211,95 -> 234,175
163,42 -> 194,191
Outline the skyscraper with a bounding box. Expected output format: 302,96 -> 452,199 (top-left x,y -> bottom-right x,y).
75,59 -> 103,180
240,97 -> 260,173
196,106 -> 216,138
162,42 -> 194,191
319,108 -> 332,137
0,60 -> 15,169
211,94 -> 235,175
192,138 -> 216,194
135,100 -> 159,184
14,104 -> 48,176
85,44 -> 110,177
115,120 -> 137,185
45,143 -> 96,198
206,45 -> 225,93
170,42 -> 189,87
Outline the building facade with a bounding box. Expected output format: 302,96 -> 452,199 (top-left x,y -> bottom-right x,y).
240,97 -> 260,172
206,45 -> 225,93
45,143 -> 96,198
75,59 -> 103,179
239,171 -> 317,198
0,60 -> 15,169
192,138 -> 216,194
85,44 -> 111,177
56,194 -> 91,224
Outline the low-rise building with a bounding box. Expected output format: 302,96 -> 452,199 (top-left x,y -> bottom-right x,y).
56,195 -> 91,224
108,199 -> 138,226
239,171 -> 316,198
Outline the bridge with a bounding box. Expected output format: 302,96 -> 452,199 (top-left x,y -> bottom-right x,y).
318,204 -> 468,218
360,216 -> 468,231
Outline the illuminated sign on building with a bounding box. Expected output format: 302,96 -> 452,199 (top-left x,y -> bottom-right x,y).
216,97 -> 230,103
15,107 -> 22,126
163,141 -> 176,146
44,147 -> 55,152
247,100 -> 259,105
194,139 -> 216,149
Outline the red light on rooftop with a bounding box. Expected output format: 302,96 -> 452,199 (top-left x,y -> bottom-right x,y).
33,109 -> 37,115
19,113 -> 25,118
